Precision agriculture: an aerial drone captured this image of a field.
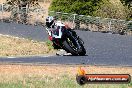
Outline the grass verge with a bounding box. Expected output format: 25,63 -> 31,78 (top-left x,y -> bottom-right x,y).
0,65 -> 131,88
0,34 -> 56,56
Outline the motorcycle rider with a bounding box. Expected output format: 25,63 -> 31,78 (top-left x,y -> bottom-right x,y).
46,16 -> 62,49
45,16 -> 77,55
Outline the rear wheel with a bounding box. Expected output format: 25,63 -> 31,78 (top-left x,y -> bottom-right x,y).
52,42 -> 61,49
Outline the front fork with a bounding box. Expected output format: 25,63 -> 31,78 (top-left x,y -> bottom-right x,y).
68,31 -> 83,52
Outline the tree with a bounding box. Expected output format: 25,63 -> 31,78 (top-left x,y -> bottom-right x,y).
120,0 -> 132,7
49,0 -> 102,16
50,0 -> 132,20
6,0 -> 40,23
120,0 -> 132,20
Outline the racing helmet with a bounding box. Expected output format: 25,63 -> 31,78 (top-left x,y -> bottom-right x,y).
46,16 -> 54,28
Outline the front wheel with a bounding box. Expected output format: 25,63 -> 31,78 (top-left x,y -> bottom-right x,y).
63,40 -> 78,55
79,44 -> 86,56
62,38 -> 86,56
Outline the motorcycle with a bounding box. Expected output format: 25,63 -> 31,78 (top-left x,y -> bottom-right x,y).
45,21 -> 86,56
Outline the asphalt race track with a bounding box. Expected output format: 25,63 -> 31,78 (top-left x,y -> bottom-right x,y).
0,22 -> 48,41
0,22 -> 132,66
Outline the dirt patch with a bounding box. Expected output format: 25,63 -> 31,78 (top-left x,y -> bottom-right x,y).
0,35 -> 56,56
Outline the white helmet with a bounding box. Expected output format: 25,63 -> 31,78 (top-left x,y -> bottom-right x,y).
46,16 -> 54,28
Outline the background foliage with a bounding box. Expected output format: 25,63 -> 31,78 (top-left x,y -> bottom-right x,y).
121,0 -> 132,20
49,0 -> 102,16
49,0 -> 132,20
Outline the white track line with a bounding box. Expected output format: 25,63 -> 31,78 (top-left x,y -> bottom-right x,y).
7,57 -> 16,58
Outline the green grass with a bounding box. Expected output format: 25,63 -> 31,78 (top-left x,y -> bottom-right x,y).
45,40 -> 54,50
0,75 -> 131,88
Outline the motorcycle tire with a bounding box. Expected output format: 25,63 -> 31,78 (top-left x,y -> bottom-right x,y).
63,40 -> 78,56
79,44 -> 86,56
52,42 -> 61,49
